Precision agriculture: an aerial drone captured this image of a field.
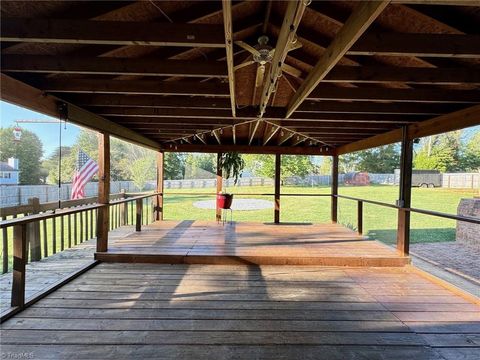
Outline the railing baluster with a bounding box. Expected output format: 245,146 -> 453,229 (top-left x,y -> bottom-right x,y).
74,211 -> 78,246
42,218 -> 48,257
52,217 -> 56,254
60,215 -> 65,251
357,201 -> 363,235
11,224 -> 27,307
2,216 -> 8,274
67,214 -> 72,248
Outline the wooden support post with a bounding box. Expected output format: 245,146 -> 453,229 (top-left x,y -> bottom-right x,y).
274,154 -> 281,224
357,201 -> 363,235
216,153 -> 223,222
11,224 -> 27,307
331,155 -> 339,223
27,197 -> 41,261
136,198 -> 143,232
154,152 -> 165,221
96,133 -> 110,252
397,127 -> 413,255
119,189 -> 126,226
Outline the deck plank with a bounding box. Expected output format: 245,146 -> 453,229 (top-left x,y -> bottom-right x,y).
1,263 -> 479,359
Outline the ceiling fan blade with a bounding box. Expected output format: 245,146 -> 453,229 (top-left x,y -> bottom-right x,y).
288,41 -> 303,52
282,63 -> 302,78
235,41 -> 260,57
255,64 -> 266,87
234,60 -> 256,71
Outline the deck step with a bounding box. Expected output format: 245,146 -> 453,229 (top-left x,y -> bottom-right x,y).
95,252 -> 410,267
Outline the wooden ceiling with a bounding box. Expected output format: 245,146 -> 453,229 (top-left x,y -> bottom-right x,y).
1,0 -> 479,154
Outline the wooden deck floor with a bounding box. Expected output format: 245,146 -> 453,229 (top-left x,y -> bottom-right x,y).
1,262 -> 479,359
96,220 -> 410,267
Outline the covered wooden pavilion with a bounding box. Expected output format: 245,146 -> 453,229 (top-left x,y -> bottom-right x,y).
1,1 -> 480,359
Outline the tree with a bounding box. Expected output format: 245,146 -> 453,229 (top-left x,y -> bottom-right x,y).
0,127 -> 43,184
164,152 -> 185,180
413,131 -> 463,172
460,131 -> 480,171
243,154 -> 315,181
356,144 -> 400,173
42,146 -> 75,185
129,157 -> 156,191
318,157 -> 332,175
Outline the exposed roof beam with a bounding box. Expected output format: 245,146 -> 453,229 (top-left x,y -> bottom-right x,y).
391,0 -> 480,5
70,94 -> 464,115
195,134 -> 207,145
249,120 -> 261,145
277,130 -> 295,146
0,74 -> 159,150
67,95 -> 232,109
308,86 -> 479,103
212,129 -> 222,145
324,65 -> 480,85
258,0 -> 308,117
263,124 -> 280,145
94,107 -> 430,123
1,18 -> 225,48
232,125 -> 237,144
337,104 -> 480,155
349,33 -> 480,58
2,55 -> 228,78
291,135 -> 307,147
162,144 -> 333,156
39,79 -> 230,97
222,0 -> 236,117
287,1 -> 390,117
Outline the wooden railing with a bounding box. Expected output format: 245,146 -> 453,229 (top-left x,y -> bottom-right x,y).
0,192 -> 160,310
334,194 -> 480,237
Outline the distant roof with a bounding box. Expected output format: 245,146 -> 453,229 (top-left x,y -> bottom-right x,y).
0,162 -> 18,172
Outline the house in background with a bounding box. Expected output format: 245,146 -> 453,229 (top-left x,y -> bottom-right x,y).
0,158 -> 19,185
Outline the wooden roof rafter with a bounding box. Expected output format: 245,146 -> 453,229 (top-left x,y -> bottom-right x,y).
287,1 -> 390,117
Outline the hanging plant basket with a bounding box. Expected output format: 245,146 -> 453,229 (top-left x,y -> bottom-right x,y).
217,193 -> 234,210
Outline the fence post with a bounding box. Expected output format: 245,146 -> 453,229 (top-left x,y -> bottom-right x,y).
11,224 -> 27,307
136,198 -> 143,232
154,151 -> 164,221
27,197 -> 41,261
119,189 -> 126,226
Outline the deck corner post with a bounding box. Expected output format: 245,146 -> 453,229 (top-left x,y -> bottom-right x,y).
216,152 -> 223,222
274,154 -> 281,224
396,127 -> 413,256
331,155 -> 339,223
154,151 -> 165,221
27,197 -> 41,261
119,189 -> 126,226
96,132 -> 110,253
135,198 -> 143,232
11,224 -> 27,307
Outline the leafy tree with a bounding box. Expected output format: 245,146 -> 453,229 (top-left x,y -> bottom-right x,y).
356,144 -> 400,173
244,154 -> 315,181
339,153 -> 360,173
164,152 -> 185,180
413,131 -> 463,172
459,131 -> 480,171
0,127 -> 43,184
129,157 -> 156,191
42,146 -> 75,185
318,157 -> 332,175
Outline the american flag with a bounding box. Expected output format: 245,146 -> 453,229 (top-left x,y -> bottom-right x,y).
71,150 -> 99,200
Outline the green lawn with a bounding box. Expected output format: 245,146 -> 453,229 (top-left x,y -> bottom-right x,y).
163,185 -> 478,245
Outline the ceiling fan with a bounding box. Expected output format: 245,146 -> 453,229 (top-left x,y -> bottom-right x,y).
234,35 -> 303,88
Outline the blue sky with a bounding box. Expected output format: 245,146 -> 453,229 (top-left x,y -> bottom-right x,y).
0,100 -> 81,158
